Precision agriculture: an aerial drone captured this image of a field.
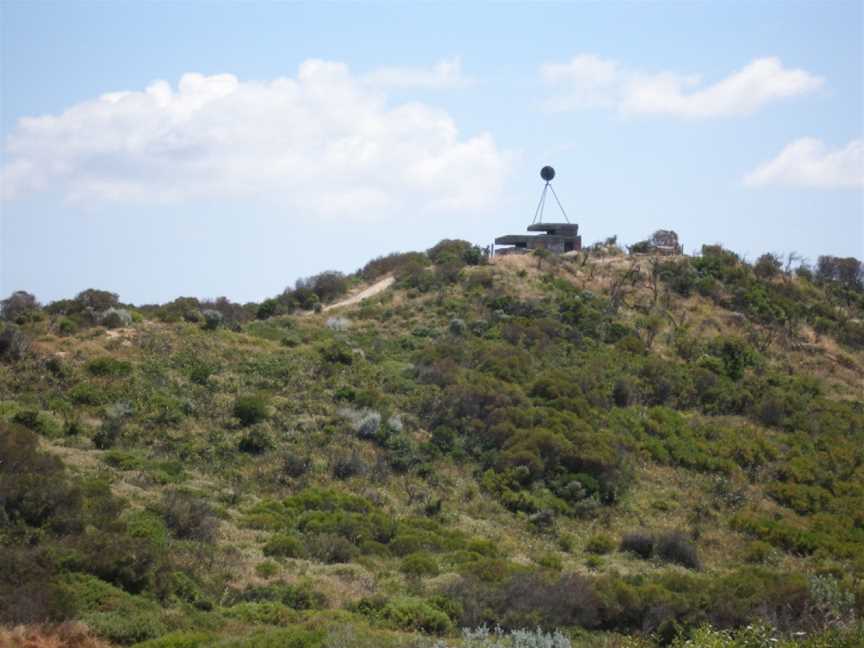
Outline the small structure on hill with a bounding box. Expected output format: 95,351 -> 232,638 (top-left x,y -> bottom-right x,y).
494,166 -> 582,255
628,230 -> 683,256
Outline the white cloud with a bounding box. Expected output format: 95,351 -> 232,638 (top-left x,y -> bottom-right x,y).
1,60 -> 509,218
364,57 -> 473,89
744,138 -> 864,189
541,55 -> 823,117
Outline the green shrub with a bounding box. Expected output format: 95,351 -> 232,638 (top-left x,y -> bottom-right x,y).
255,560 -> 280,578
239,427 -> 274,454
372,596 -> 452,634
104,450 -> 144,471
330,451 -> 368,479
148,393 -> 186,425
70,382 -> 108,405
307,533 -> 358,564
535,552 -> 563,570
0,422 -> 82,530
234,394 -> 269,427
93,418 -> 123,449
201,309 -> 223,330
0,325 -> 30,361
133,631 -> 215,648
84,608 -> 166,645
99,308 -> 132,329
743,541 -> 774,564
125,509 -> 169,550
360,251 -> 429,281
87,357 -> 133,377
655,531 -> 701,570
58,317 -> 78,336
281,453 -> 311,479
557,534 -> 576,553
319,341 -> 353,365
620,532 -> 654,559
585,533 -> 615,555
216,627 -> 324,648
187,362 -> 215,386
224,583 -> 326,611
263,533 -> 305,558
161,490 -> 217,543
457,558 -> 522,584
401,552 -> 440,578
222,601 -> 299,626
11,409 -> 62,437
171,571 -> 212,610
707,337 -> 758,381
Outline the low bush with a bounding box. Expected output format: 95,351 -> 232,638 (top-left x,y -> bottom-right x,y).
319,341 -> 353,365
69,382 -> 108,405
330,451 -> 368,480
98,308 -> 132,329
161,490 -> 217,543
0,325 -> 30,361
0,422 -> 81,531
620,532 -> 654,559
239,427 -> 274,454
360,251 -> 428,281
215,627 -> 324,648
83,608 -> 166,645
401,552 -> 440,578
58,317 -> 78,335
281,453 -> 311,479
87,357 -> 133,377
263,533 -> 305,558
307,533 -> 358,564
295,271 -> 350,304
224,583 -> 326,611
201,309 -> 223,330
255,560 -> 279,578
133,631 -> 215,648
222,601 -> 299,626
353,410 -> 382,440
585,533 -> 615,555
355,595 -> 451,634
743,540 -> 775,564
655,531 -> 701,570
234,394 -> 269,426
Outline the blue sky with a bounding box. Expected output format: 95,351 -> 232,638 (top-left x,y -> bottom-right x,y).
1,1 -> 862,304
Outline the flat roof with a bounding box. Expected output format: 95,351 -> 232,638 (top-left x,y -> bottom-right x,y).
495,233 -> 578,245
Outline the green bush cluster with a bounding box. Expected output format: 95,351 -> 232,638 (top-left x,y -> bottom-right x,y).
444,567 -> 852,638
0,425 -> 181,628
244,488 -> 493,566
353,595 -> 453,634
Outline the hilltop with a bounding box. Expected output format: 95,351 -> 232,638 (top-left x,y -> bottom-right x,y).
1,239 -> 863,648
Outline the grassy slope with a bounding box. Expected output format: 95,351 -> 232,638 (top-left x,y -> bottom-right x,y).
2,247 -> 863,647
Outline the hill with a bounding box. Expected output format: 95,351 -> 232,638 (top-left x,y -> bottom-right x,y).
1,240 -> 863,648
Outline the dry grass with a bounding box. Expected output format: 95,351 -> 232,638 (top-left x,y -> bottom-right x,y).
0,624 -> 113,648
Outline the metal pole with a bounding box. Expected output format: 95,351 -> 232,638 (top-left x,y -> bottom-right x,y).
547,184 -> 569,223
532,183 -> 549,224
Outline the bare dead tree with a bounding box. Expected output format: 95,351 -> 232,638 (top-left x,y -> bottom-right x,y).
608,260 -> 641,313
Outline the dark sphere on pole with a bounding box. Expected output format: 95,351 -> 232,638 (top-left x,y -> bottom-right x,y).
540,166 -> 555,182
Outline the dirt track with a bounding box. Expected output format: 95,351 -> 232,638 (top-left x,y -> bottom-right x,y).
322,276 -> 395,312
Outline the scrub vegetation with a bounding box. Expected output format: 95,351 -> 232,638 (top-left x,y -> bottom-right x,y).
1,241 -> 862,647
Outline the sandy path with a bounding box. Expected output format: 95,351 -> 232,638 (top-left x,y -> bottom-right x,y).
322,275 -> 395,312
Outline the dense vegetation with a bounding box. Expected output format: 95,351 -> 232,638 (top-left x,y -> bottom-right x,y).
1,241 -> 862,647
